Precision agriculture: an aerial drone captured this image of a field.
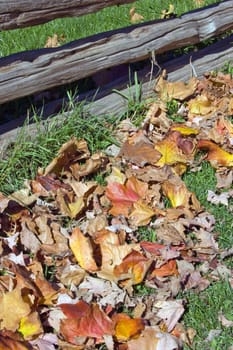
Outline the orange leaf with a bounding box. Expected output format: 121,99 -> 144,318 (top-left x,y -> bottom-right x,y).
114,313 -> 145,341
60,301 -> 114,342
114,250 -> 151,285
150,259 -> 179,277
106,177 -> 147,216
98,240 -> 140,282
198,140 -> 233,167
69,227 -> 98,272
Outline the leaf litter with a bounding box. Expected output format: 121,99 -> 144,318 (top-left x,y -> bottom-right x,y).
0,70 -> 233,349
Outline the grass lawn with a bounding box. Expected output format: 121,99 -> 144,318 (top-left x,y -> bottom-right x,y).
0,0 -> 222,57
0,0 -> 232,349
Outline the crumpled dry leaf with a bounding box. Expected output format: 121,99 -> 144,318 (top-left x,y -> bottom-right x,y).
114,250 -> 152,285
129,7 -> 144,23
150,259 -> 179,278
207,189 -> 233,206
106,176 -> 148,216
119,130 -> 161,166
44,138 -> 90,176
155,72 -> 197,101
0,333 -> 31,350
162,177 -> 200,210
155,300 -> 185,332
18,311 -> 43,340
129,200 -> 155,226
44,33 -> 65,48
78,276 -> 126,307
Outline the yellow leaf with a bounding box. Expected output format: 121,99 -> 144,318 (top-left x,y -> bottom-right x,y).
155,132 -> 190,167
162,179 -> 191,208
188,94 -> 214,116
69,227 -> 98,272
0,286 -> 31,332
19,312 -> 43,340
115,314 -> 144,341
106,166 -> 126,185
68,197 -> 84,218
130,200 -> 155,226
171,124 -> 199,135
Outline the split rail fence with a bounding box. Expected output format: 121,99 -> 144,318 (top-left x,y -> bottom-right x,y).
0,0 -> 233,150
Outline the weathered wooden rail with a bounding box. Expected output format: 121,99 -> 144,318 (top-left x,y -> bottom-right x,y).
0,0 -> 233,104
0,0 -> 135,30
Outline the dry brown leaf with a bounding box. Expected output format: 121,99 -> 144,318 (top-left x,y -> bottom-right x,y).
129,7 -> 144,23
155,72 -> 198,101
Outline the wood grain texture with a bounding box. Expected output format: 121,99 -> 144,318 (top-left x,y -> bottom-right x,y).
1,34 -> 232,155
0,1 -> 233,105
0,0 -> 135,30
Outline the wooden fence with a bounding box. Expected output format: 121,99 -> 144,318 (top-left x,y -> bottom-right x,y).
0,0 -> 233,152
0,0 -> 233,105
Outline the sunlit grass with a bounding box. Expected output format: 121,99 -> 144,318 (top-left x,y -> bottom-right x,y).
0,0 -> 220,57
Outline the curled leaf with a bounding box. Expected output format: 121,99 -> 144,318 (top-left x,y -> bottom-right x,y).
198,140 -> 233,167
114,250 -> 152,285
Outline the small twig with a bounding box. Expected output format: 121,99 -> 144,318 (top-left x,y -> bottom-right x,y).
147,51 -> 162,81
189,56 -> 198,77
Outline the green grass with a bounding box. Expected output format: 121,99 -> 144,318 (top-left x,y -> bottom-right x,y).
183,280 -> 233,350
0,104 -> 119,194
0,0 -> 221,57
183,161 -> 233,250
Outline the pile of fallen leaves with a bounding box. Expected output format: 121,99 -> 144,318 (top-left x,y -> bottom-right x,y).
0,70 -> 233,349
